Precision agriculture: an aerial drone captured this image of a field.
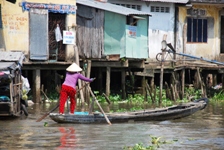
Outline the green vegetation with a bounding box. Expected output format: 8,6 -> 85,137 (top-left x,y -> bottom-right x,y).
123,135 -> 177,150
213,90 -> 224,101
28,85 -> 224,108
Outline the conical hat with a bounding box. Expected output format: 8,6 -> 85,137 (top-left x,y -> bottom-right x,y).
66,63 -> 82,72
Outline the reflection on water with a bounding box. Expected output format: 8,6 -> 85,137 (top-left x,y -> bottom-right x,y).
0,101 -> 223,150
57,127 -> 77,149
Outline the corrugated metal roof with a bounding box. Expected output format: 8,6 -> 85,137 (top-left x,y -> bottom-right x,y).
139,0 -> 189,3
0,51 -> 24,62
0,51 -> 25,71
76,0 -> 151,16
0,62 -> 16,71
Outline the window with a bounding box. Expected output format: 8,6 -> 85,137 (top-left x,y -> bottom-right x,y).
114,3 -> 141,11
151,6 -> 170,13
126,16 -> 137,26
187,18 -> 207,43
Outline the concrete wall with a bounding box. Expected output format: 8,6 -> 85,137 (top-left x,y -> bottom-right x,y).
142,2 -> 175,61
0,0 -> 76,61
108,0 -> 176,61
177,5 -> 221,60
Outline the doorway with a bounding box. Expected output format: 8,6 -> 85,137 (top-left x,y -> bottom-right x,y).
48,13 -> 66,61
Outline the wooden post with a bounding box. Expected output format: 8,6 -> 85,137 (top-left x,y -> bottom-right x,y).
188,69 -> 191,84
146,81 -> 154,102
106,67 -> 111,96
121,69 -> 126,99
222,74 -> 224,90
74,45 -> 85,108
197,67 -> 204,97
98,68 -> 103,94
142,76 -> 147,101
213,74 -> 217,87
165,82 -> 172,100
170,84 -> 176,101
159,34 -> 167,103
128,68 -> 135,97
33,69 -> 41,103
154,85 -> 156,103
181,69 -> 185,99
85,60 -> 91,105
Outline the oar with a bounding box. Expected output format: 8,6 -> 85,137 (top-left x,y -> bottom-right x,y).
36,79 -> 95,122
87,85 -> 112,125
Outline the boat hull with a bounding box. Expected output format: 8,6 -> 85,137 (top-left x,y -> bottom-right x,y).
50,98 -> 208,124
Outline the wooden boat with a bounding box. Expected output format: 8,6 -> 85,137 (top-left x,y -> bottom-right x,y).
49,98 -> 208,124
0,51 -> 29,117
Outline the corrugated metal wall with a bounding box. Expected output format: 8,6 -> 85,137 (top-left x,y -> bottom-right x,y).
76,4 -> 104,59
104,11 -> 126,56
125,21 -> 149,59
29,9 -> 48,60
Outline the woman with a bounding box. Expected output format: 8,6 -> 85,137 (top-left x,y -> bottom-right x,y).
59,63 -> 93,115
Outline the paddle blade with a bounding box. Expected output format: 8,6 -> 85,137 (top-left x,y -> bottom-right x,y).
36,105 -> 59,122
36,113 -> 49,122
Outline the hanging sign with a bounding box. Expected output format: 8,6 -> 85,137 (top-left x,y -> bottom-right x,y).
63,31 -> 75,45
128,25 -> 137,38
21,2 -> 76,14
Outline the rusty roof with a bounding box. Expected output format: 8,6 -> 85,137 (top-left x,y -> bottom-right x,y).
77,0 -> 151,16
139,0 -> 189,3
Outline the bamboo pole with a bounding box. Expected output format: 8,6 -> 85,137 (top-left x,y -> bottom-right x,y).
87,86 -> 112,125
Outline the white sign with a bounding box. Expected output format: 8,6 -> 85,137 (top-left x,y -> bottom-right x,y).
128,26 -> 137,38
63,31 -> 75,45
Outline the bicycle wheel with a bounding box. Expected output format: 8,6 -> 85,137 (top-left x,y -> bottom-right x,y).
156,53 -> 163,62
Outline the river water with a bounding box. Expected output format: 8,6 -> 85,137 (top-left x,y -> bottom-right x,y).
0,101 -> 223,150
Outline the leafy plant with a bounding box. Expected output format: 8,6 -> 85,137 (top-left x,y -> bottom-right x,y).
123,135 -> 176,150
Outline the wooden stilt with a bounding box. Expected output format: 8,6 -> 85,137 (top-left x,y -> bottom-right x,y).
197,67 -> 205,97
159,34 -> 167,103
97,68 -> 103,94
146,81 -> 153,102
74,45 -> 85,108
142,76 -> 147,101
213,74 -> 217,87
106,67 -> 111,96
33,69 -> 41,103
181,69 -> 185,99
128,68 -> 135,97
171,84 -> 176,101
165,82 -> 172,100
85,60 -> 91,105
121,69 -> 126,99
154,85 -> 156,103
222,74 -> 224,90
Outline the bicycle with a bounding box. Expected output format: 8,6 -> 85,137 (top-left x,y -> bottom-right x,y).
156,49 -> 175,62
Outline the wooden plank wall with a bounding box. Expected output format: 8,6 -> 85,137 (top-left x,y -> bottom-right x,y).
76,5 -> 104,59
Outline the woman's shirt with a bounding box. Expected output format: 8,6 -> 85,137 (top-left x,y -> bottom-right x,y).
63,72 -> 92,89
